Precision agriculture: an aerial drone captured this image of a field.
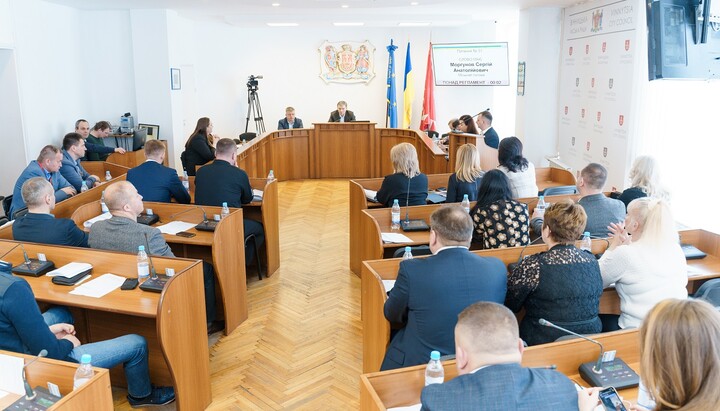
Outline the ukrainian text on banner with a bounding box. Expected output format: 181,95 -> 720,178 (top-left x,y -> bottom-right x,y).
557,0 -> 638,189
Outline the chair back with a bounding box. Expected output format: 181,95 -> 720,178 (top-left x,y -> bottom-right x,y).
693,279 -> 720,307
392,245 -> 432,258
541,185 -> 579,196
2,195 -> 12,218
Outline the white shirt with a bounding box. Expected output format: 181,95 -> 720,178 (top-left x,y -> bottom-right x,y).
498,161 -> 539,198
433,245 -> 469,255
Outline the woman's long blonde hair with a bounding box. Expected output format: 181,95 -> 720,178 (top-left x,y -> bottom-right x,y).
454,144 -> 484,183
627,197 -> 677,248
640,298 -> 720,411
390,143 -> 421,178
628,156 -> 669,200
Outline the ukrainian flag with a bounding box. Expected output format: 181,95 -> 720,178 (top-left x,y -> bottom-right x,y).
386,40 -> 398,128
403,42 -> 414,129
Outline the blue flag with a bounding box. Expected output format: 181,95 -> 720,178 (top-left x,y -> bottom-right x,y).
403,42 -> 414,129
386,40 -> 398,128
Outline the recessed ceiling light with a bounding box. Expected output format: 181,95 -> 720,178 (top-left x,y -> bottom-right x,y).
333,22 -> 365,26
341,4 -> 349,8
271,3 -> 280,6
267,22 -> 299,27
410,2 -> 419,5
398,22 -> 430,26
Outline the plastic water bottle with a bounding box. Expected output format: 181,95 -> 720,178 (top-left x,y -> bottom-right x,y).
391,199 -> 401,230
221,202 -> 230,219
105,171 -> 112,181
73,354 -> 94,390
100,191 -> 109,213
80,181 -> 88,192
580,231 -> 592,252
425,351 -> 444,386
137,246 -> 150,283
402,246 -> 413,260
267,169 -> 275,185
182,171 -> 190,191
461,194 -> 470,213
536,195 -> 546,213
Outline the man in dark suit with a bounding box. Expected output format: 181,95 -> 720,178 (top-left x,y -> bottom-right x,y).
59,132 -> 100,192
194,138 -> 265,265
476,110 -> 499,149
277,106 -> 304,130
75,119 -> 126,160
420,302 -> 579,411
12,177 -> 89,247
381,205 -> 507,371
328,100 -> 356,122
127,140 -> 190,204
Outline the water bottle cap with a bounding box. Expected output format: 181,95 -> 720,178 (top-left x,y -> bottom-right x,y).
405,246 -> 411,252
138,245 -> 145,251
584,231 -> 590,236
430,351 -> 440,360
463,194 -> 468,199
222,202 -> 228,207
393,199 -> 399,204
80,354 -> 92,364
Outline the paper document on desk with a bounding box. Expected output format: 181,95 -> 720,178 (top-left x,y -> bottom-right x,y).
383,280 -> 396,293
47,262 -> 93,278
70,273 -> 126,298
388,405 -> 421,411
83,212 -> 112,228
364,189 -> 379,202
0,354 -> 25,395
253,189 -> 264,201
687,266 -> 704,277
381,233 -> 413,243
157,221 -> 197,235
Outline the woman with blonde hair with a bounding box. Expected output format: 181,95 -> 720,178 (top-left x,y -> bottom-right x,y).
446,144 -> 484,203
376,143 -> 428,208
181,117 -> 216,176
616,155 -> 669,208
598,198 -> 687,331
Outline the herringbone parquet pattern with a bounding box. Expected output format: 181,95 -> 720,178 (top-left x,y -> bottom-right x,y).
113,179 -> 362,410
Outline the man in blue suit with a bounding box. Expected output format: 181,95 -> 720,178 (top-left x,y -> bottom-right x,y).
420,302 -> 580,411
9,146 -> 76,219
277,106 -> 304,130
381,205 -> 507,371
127,140 -> 190,204
12,177 -> 89,247
476,110 -> 500,149
59,132 -> 100,192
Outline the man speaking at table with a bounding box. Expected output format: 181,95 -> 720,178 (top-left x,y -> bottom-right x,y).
328,100 -> 356,122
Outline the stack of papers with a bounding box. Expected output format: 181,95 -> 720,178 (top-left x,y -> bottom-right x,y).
157,221 -> 197,235
83,212 -> 112,228
0,354 -> 24,395
364,189 -> 378,202
47,262 -> 92,278
381,233 -> 413,243
70,274 -> 126,298
253,189 -> 264,202
383,280 -> 396,293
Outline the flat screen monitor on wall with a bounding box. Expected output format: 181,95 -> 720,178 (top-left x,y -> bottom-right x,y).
431,43 -> 510,86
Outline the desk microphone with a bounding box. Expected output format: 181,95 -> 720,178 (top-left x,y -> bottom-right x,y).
169,205 -> 217,232
507,236 -> 545,272
400,176 -> 429,232
143,233 -> 158,279
138,235 -> 171,293
12,244 -> 55,277
23,349 -> 47,400
539,318 -> 603,374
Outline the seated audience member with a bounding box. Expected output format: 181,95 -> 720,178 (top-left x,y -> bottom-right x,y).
59,132 -> 100,192
497,137 -> 538,198
127,140 -> 190,204
277,106 -> 304,129
421,302 -> 579,410
531,163 -> 625,238
457,114 -> 479,135
614,155 -> 669,208
328,100 -> 356,122
381,205 -> 506,371
9,145 -> 76,219
475,110 -> 500,149
376,143 -> 429,208
506,200 -> 603,346
89,181 -> 222,334
194,138 -> 265,266
85,121 -> 118,161
470,169 -> 529,249
0,260 -> 175,407
598,198 -> 687,331
75,119 -> 125,159
12,178 -> 88,247
446,144 -> 484,203
439,118 -> 461,148
182,117 -> 216,176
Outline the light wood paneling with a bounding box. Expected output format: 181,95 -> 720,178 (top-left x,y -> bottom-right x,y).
314,122 -> 375,178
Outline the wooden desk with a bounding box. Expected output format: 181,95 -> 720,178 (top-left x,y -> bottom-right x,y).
360,229 -> 720,373
104,140 -> 170,168
360,329 -> 640,411
0,240 -> 211,410
0,350 -> 112,410
70,201 -> 248,335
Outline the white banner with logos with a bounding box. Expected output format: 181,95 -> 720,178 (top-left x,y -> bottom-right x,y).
557,0 -> 639,189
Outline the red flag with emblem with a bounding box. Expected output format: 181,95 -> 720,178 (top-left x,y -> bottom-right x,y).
419,43 -> 436,132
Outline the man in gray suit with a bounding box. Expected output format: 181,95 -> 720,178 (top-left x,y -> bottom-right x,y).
532,163 -> 625,238
420,302 -> 579,411
88,181 -> 222,334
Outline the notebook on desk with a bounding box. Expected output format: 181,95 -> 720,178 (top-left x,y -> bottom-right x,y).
363,189 -> 379,203
682,244 -> 707,260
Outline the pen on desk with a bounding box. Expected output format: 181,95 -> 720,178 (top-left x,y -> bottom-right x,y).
532,365 -> 557,370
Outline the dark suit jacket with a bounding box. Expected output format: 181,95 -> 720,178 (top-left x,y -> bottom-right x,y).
420,363 -> 578,411
12,213 -> 88,248
59,150 -> 97,192
127,160 -> 190,204
277,118 -> 304,130
446,173 -> 484,203
194,160 -> 253,208
181,134 -> 215,176
381,248 -> 507,370
89,215 -> 174,257
376,173 -> 429,208
328,110 -> 356,122
482,127 -> 500,149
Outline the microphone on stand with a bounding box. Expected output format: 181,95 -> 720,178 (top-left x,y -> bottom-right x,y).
23,349 -> 48,400
400,177 -> 430,232
11,244 -> 55,277
169,205 -> 217,232
539,319 -> 603,373
507,236 -> 545,273
143,233 -> 158,279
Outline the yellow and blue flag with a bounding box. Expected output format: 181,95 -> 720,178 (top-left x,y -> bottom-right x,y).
403,42 -> 415,129
386,40 -> 398,128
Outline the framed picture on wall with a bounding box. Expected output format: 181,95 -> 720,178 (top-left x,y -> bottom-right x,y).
171,68 -> 181,90
138,123 -> 160,140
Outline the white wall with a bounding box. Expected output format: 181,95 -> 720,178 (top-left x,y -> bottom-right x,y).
0,0 -> 14,48
0,49 -> 27,194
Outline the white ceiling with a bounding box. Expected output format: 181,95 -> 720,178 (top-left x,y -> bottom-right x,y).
44,0 -> 585,27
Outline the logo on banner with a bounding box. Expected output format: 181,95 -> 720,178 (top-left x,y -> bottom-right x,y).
564,106 -> 568,115
576,78 -> 580,87
597,111 -> 602,122
602,42 -> 607,52
585,44 -> 590,54
603,147 -> 608,157
591,78 -> 595,88
572,137 -> 576,146
591,9 -> 604,33
581,109 -> 586,118
625,40 -> 630,51
586,141 -> 591,151
619,115 -> 625,126
569,46 -> 573,56
609,78 -> 614,89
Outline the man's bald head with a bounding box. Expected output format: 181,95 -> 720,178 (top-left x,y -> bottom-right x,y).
456,302 -> 520,357
21,177 -> 54,209
104,181 -> 139,212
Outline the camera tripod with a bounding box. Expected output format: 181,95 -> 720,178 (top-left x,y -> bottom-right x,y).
245,86 -> 265,134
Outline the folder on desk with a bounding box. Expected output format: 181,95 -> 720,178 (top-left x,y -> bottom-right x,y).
253,189 -> 264,202
47,262 -> 93,286
364,189 -> 379,203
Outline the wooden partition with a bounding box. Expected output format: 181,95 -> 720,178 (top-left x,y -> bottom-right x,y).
447,133 -> 499,171
314,122 -> 376,178
104,140 -> 169,168
0,240 -> 211,410
81,161 -> 130,180
360,329 -> 640,411
71,201 -> 248,334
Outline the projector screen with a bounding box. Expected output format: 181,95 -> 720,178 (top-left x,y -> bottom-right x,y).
432,43 -> 510,86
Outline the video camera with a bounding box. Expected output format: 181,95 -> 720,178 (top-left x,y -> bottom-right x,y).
247,75 -> 263,90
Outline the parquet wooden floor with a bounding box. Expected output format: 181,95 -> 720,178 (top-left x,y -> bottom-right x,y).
113,179 -> 362,410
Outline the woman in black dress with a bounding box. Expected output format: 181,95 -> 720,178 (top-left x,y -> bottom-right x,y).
376,143 -> 428,208
470,169 -> 529,249
181,117 -> 216,176
446,144 -> 484,203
